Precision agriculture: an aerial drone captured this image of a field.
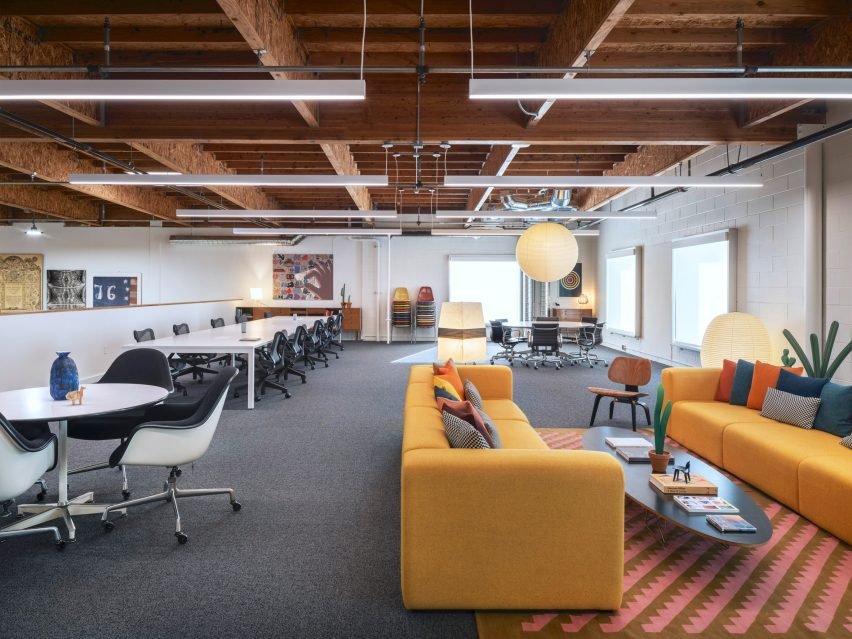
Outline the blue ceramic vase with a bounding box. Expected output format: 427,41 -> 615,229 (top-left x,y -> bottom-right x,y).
49,351 -> 79,400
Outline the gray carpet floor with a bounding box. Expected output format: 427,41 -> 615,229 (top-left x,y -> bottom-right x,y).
0,342 -> 664,639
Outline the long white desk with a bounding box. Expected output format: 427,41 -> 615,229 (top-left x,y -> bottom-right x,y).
124,316 -> 308,409
503,321 -> 587,330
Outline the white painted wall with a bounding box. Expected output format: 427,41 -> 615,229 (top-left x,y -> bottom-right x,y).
597,142 -> 807,366
823,103 -> 852,384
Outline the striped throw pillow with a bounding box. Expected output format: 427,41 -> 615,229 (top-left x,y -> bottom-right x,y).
442,410 -> 489,449
760,387 -> 821,429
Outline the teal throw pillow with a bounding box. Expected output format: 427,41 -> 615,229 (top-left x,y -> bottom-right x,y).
813,382 -> 852,437
776,369 -> 829,398
729,359 -> 755,407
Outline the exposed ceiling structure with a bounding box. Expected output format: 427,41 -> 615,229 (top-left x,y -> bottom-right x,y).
0,0 -> 849,233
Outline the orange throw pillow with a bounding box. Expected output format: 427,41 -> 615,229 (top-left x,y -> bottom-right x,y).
746,361 -> 804,410
715,359 -> 737,402
433,358 -> 464,397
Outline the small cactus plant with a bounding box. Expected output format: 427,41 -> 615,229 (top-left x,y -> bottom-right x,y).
780,348 -> 797,368
653,384 -> 673,455
340,283 -> 347,304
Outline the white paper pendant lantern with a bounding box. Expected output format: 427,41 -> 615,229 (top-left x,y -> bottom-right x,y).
515,222 -> 579,282
700,312 -> 772,368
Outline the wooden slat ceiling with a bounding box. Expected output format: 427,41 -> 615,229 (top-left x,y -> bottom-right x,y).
0,0 -> 848,227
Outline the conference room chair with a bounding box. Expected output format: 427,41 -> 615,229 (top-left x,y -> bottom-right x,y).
101,367 -> 241,544
134,327 -> 187,396
282,330 -> 308,384
211,317 -> 248,370
256,331 -> 292,399
235,309 -> 252,323
489,319 -> 522,365
0,413 -> 64,550
326,313 -> 345,352
581,316 -> 598,325
318,317 -> 340,360
305,320 -> 331,368
172,323 -> 223,382
587,356 -> 653,430
523,322 -> 563,370
67,349 -> 174,500
567,322 -> 607,368
263,311 -> 274,319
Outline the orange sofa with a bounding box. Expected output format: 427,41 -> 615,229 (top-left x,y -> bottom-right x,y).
401,364 -> 625,610
662,367 -> 852,544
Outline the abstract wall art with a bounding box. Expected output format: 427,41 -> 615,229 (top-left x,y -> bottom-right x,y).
46,269 -> 86,310
0,254 -> 43,312
272,254 -> 334,301
92,274 -> 141,307
558,263 -> 583,297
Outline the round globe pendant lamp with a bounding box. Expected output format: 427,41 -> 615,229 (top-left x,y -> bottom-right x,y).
515,222 -> 579,282
700,312 -> 772,368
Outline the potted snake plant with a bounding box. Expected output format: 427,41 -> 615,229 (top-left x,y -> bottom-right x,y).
648,384 -> 673,474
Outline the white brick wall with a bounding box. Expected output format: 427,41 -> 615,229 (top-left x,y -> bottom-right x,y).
597,144 -> 807,367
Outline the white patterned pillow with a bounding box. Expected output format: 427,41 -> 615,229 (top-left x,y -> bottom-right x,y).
442,410 -> 489,449
840,433 -> 852,449
760,387 -> 822,429
464,380 -> 483,411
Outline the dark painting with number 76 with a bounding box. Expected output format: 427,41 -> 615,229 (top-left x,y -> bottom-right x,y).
93,275 -> 140,307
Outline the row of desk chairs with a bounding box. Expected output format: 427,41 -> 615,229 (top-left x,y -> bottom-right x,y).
490,317 -> 607,369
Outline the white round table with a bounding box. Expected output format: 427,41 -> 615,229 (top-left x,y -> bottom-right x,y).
0,383 -> 169,541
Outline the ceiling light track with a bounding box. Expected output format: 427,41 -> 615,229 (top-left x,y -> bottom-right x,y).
444,176 -> 763,189
232,228 -> 402,236
69,174 -> 389,187
176,209 -> 397,219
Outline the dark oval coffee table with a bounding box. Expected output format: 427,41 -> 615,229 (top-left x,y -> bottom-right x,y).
584,426 -> 772,546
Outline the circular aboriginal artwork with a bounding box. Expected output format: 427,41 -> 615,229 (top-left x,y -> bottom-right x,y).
560,271 -> 581,291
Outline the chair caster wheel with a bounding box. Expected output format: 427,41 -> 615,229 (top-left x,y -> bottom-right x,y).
301,379 -> 306,384
36,490 -> 46,502
103,520 -> 115,532
56,540 -> 66,551
176,532 -> 188,544
284,392 -> 291,399
175,469 -> 182,477
121,490 -> 131,500
232,501 -> 242,512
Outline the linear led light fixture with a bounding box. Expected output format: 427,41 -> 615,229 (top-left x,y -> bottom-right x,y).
444,175 -> 762,189
430,229 -> 600,237
435,210 -> 656,220
469,78 -> 852,100
177,209 -> 397,219
69,174 -> 388,187
0,79 -> 366,101
232,228 -> 402,236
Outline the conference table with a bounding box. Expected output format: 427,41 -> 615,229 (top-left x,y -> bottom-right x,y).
0,383 -> 169,541
503,320 -> 587,331
125,316 -> 307,409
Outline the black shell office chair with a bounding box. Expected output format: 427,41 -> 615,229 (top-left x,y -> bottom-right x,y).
567,322 -> 608,368
134,327 -> 187,396
102,367 -> 241,544
524,322 -> 563,370
327,314 -> 345,352
257,331 -> 291,399
489,319 -> 523,365
172,323 -> 223,381
283,330 -> 308,384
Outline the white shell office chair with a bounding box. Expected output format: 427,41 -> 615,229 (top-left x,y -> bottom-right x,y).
0,413 -> 64,550
101,367 -> 241,544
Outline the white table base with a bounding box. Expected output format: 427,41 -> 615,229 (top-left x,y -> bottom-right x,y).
0,420 -> 126,541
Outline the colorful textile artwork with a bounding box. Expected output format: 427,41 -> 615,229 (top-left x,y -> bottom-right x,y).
272,254 -> 334,301
46,269 -> 86,310
0,254 -> 43,312
92,275 -> 140,307
558,263 -> 583,297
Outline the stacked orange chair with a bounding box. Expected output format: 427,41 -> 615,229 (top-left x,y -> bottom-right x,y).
414,286 -> 436,330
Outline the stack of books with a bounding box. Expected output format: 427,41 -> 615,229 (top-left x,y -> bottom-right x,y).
649,473 -> 718,495
706,514 -> 757,534
674,496 -> 739,514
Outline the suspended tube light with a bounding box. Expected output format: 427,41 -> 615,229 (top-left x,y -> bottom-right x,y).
177,209 -> 397,219
444,175 -> 762,189
232,228 -> 402,236
435,210 -> 656,220
69,174 -> 388,187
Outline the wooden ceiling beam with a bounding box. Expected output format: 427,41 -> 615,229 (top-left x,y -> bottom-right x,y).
216,0 -> 372,210
464,145 -> 523,211
129,141 -> 282,210
0,141 -> 178,221
40,26 -> 243,44
528,0 -> 636,128
1,0 -> 221,14
604,27 -> 806,46
0,183 -> 99,223
574,144 -> 707,211
0,16 -> 99,126
627,0 -> 848,18
742,18 -> 852,128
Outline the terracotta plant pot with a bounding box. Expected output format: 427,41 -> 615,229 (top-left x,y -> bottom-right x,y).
648,450 -> 671,474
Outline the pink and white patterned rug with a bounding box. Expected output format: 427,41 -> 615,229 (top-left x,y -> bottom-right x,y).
475,428 -> 852,638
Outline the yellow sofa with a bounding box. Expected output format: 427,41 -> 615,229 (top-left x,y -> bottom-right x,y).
662,368 -> 852,544
401,364 -> 625,611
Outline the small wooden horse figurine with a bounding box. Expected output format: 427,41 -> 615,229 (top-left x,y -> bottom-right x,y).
66,386 -> 86,405
672,460 -> 692,484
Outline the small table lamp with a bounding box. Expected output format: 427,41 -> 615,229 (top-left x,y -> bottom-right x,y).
437,302 -> 486,363
577,293 -> 589,306
250,288 -> 263,304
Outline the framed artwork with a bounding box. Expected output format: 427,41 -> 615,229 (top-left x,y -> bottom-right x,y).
91,274 -> 141,308
558,263 -> 583,297
46,269 -> 86,310
272,254 -> 333,301
0,253 -> 43,312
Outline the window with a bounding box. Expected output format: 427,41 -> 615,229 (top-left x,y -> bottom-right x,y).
672,230 -> 737,349
448,255 -> 521,323
605,247 -> 642,337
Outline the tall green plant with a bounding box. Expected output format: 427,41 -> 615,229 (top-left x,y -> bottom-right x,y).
653,384 -> 673,454
783,321 -> 852,379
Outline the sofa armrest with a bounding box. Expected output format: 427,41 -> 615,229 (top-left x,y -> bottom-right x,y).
401,448 -> 624,610
457,364 -> 513,400
662,367 -> 721,404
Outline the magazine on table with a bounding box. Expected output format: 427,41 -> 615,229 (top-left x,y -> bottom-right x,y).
674,496 -> 739,514
706,514 -> 757,533
605,436 -> 652,449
